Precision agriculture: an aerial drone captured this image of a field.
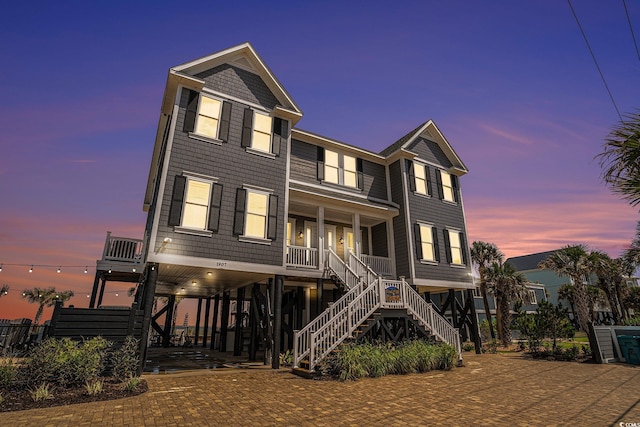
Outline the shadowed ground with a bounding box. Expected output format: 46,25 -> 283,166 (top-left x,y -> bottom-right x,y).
4,353 -> 639,426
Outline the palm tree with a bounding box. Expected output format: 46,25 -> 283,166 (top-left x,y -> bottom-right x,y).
21,287 -> 74,325
598,112 -> 640,206
557,283 -> 577,324
590,251 -> 625,324
538,245 -> 593,339
470,241 -> 504,340
0,284 -> 8,299
482,261 -> 528,346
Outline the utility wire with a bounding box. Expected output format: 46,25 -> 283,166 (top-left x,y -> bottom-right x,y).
568,0 -> 623,121
623,0 -> 640,62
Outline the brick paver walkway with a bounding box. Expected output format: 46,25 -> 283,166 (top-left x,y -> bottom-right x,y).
4,353 -> 640,426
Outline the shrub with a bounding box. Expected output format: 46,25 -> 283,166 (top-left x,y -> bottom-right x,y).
435,344 -> 457,371
462,341 -> 475,352
623,316 -> 640,326
122,376 -> 142,392
20,337 -> 111,388
109,336 -> 139,381
85,379 -> 104,396
29,383 -> 53,401
0,356 -> 17,389
279,349 -> 293,367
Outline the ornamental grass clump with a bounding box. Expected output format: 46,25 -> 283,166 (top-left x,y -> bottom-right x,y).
0,356 -> 17,389
29,383 -> 53,402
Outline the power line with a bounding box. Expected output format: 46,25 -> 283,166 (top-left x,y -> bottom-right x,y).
568,0 -> 623,121
623,0 -> 640,62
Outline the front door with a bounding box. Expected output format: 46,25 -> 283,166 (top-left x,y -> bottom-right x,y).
343,227 -> 355,259
324,225 -> 337,254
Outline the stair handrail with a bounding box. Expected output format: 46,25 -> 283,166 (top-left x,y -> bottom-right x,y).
399,281 -> 462,362
326,248 -> 361,290
348,251 -> 377,287
307,279 -> 382,371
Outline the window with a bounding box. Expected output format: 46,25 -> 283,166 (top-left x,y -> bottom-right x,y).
444,229 -> 467,265
325,150 -> 340,184
182,179 -> 211,229
168,175 -> 223,234
317,147 -> 363,189
414,223 -> 439,262
343,155 -> 357,188
195,96 -> 222,138
241,109 -> 288,156
233,187 -> 279,242
183,90 -> 231,142
527,290 -> 538,305
440,171 -> 455,202
407,160 -> 431,196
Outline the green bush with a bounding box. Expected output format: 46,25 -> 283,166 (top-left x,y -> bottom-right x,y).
0,356 -> 17,389
320,340 -> 456,381
623,316 -> 640,326
85,379 -> 104,396
20,337 -> 111,388
122,376 -> 142,392
109,336 -> 139,381
29,383 -> 53,401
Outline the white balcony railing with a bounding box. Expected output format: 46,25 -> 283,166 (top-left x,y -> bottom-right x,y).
286,245 -> 319,268
102,231 -> 144,263
360,254 -> 393,277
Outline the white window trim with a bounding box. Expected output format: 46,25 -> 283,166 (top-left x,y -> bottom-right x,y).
413,161 -> 430,197
239,186 -> 272,244
446,227 -> 465,266
528,289 -> 538,305
190,94 -> 224,143
417,221 -> 437,264
322,149 -> 361,190
174,174 -> 218,237
440,170 -> 457,204
250,110 -> 273,154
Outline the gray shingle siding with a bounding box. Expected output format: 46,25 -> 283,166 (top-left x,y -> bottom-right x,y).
407,137 -> 452,168
289,139 -> 388,201
154,87 -> 286,266
389,160 -> 410,277
371,222 -> 388,258
196,64 -> 279,110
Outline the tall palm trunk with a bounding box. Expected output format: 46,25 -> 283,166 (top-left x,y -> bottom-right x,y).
498,296 -> 512,346
572,278 -> 591,333
494,296 -> 504,343
480,282 -> 495,339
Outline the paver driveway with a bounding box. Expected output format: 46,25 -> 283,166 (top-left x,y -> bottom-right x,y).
4,353 -> 640,426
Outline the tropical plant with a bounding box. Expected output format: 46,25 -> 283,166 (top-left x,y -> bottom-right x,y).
624,287 -> 640,312
557,283 -> 577,323
0,284 -> 8,299
598,111 -> 640,206
470,241 -> 504,340
21,287 -> 74,325
538,245 -> 593,340
482,261 -> 528,346
590,251 -> 627,323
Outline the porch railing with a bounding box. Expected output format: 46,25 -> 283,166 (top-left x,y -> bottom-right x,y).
360,254 -> 393,277
102,231 -> 144,263
286,245 -> 319,268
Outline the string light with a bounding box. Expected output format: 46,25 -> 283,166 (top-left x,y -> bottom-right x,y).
0,264 -> 2,272
0,263 -> 96,274
84,267 -> 88,274
29,266 -> 33,273
57,267 -> 61,274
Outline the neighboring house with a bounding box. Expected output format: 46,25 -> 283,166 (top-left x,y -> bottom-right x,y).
473,282 -> 548,325
507,250 -> 612,324
78,43 -> 478,372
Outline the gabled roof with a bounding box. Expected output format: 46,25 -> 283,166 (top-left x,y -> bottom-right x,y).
161,42 -> 302,120
507,249 -> 560,271
380,120 -> 468,174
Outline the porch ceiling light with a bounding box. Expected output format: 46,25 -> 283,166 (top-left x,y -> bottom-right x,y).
297,230 -> 304,239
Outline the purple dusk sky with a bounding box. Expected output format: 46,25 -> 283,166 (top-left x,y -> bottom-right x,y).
1,1 -> 638,321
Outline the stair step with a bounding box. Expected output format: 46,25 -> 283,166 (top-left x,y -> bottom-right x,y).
292,367 -> 313,379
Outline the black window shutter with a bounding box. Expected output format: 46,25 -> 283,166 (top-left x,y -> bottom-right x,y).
432,227 -> 440,262
219,101 -> 232,142
443,229 -> 452,263
436,170 -> 444,200
317,146 -> 325,180
267,194 -> 279,240
272,117 -> 287,157
357,158 -> 364,190
233,188 -> 247,235
241,108 -> 253,148
459,232 -> 468,265
183,90 -> 198,133
168,175 -> 187,226
407,159 -> 416,192
414,223 -> 423,260
425,166 -> 433,196
207,183 -> 223,232
452,175 -> 460,203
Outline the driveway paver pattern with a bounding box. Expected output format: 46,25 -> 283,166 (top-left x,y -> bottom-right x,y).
3,353 -> 640,426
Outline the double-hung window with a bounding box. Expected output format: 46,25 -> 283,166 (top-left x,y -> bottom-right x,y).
168,174 -> 223,235
437,170 -> 459,203
444,229 -> 467,265
183,89 -> 232,143
241,108 -> 288,156
317,147 -> 363,190
407,160 -> 431,196
233,187 -> 279,243
414,223 -> 439,263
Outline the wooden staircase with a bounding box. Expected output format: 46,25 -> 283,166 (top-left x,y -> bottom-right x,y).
292,250 -> 462,376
